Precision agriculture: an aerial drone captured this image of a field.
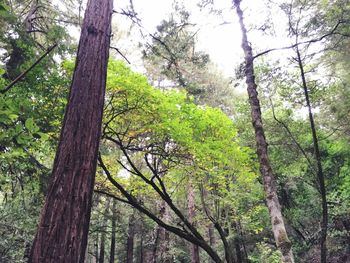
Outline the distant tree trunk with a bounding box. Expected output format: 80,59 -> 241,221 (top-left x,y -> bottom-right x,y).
158,203 -> 172,263
233,1 -> 294,263
188,180 -> 200,263
28,0 -> 113,262
99,199 -> 111,263
208,223 -> 216,263
232,220 -> 247,263
109,199 -> 117,263
95,236 -> 99,263
295,46 -> 328,263
138,221 -> 144,263
126,213 -> 135,263
201,185 -> 216,263
151,225 -> 161,263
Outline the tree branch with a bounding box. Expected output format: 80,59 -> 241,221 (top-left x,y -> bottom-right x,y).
110,46 -> 131,64
253,20 -> 344,60
1,43 -> 57,94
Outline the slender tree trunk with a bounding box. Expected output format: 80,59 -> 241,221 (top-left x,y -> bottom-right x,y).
110,199 -> 117,263
233,1 -> 294,262
158,202 -> 172,263
232,220 -> 247,263
99,226 -> 106,263
208,222 -> 216,263
295,47 -> 328,263
99,199 -> 111,263
126,213 -> 135,263
151,225 -> 161,263
28,0 -> 113,262
95,236 -> 99,263
188,180 -> 201,263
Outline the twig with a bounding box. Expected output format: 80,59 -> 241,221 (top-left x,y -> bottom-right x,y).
110,46 -> 131,64
270,98 -> 316,174
1,43 -> 57,94
253,20 -> 344,60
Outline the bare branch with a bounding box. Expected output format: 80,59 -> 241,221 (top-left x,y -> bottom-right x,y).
253,20 -> 344,60
1,44 -> 57,94
110,46 -> 131,64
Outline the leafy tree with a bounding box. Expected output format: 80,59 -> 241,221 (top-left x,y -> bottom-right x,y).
95,60 -> 263,263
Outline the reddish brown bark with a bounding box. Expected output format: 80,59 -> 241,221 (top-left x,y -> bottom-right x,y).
28,0 -> 113,262
233,1 -> 294,262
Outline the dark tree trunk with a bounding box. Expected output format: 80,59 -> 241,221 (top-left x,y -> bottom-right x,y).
231,219 -> 248,263
188,180 -> 201,263
295,47 -> 328,263
157,202 -> 172,263
95,236 -> 99,263
151,225 -> 161,263
28,0 -> 113,262
109,199 -> 117,263
99,199 -> 111,263
233,1 -> 294,262
208,223 -> 216,263
126,213 -> 135,263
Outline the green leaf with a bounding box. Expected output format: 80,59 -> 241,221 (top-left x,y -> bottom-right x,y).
35,132 -> 49,141
16,133 -> 31,145
25,118 -> 39,132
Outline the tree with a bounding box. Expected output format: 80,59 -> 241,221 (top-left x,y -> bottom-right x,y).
233,1 -> 295,262
28,0 -> 113,262
141,4 -> 235,114
95,60 -> 264,263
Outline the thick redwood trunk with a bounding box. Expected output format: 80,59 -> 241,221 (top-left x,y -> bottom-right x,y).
28,0 -> 113,262
188,181 -> 200,263
233,1 -> 294,262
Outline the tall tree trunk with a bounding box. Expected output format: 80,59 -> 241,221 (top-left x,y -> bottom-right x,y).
28,0 -> 113,262
126,213 -> 135,263
232,220 -> 247,263
110,199 -> 117,263
138,220 -> 144,263
158,202 -> 172,263
295,47 -> 328,263
99,199 -> 111,263
233,1 -> 294,262
188,180 -> 201,263
208,222 -> 216,263
151,225 -> 161,263
95,236 -> 99,263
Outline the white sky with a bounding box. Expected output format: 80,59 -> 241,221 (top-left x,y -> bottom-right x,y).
55,0 -> 298,77
108,0 -> 288,76
111,0 -> 294,77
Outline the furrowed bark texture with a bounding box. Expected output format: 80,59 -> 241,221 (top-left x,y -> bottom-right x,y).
233,1 -> 294,262
28,0 -> 113,262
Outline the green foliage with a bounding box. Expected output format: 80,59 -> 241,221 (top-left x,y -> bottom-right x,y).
249,242 -> 282,263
